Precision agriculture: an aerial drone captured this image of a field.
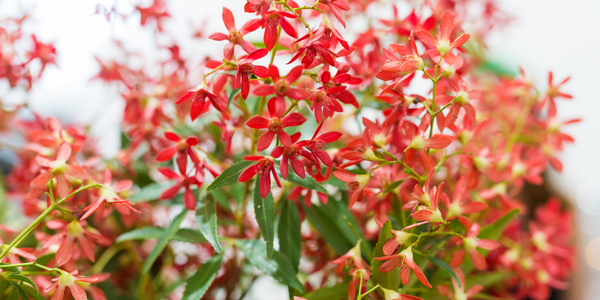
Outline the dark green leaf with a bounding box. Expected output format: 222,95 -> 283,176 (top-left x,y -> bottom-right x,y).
130,182 -> 171,203
7,273 -> 37,293
302,201 -> 353,255
8,281 -> 28,300
427,257 -> 460,288
182,254 -> 222,300
234,239 -> 305,293
278,200 -> 301,272
383,179 -> 405,194
227,88 -> 241,112
371,220 -> 400,290
254,179 -> 275,258
196,194 -> 222,253
116,227 -> 206,243
206,161 -> 254,191
286,171 -> 327,193
478,208 -> 519,240
142,208 -> 188,274
21,285 -> 45,300
302,282 -> 349,300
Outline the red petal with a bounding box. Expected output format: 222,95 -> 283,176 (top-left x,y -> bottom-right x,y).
222,7 -> 236,32
246,116 -> 270,129
156,146 -> 177,162
440,11 -> 454,41
461,202 -> 488,214
282,113 -> 307,127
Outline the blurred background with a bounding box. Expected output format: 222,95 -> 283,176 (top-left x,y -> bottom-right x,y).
1,0 -> 599,299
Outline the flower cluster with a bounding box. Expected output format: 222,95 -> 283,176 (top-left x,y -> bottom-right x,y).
0,0 -> 577,300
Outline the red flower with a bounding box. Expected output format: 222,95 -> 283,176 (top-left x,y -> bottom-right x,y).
158,167 -> 200,210
43,219 -> 109,266
374,246 -> 432,288
136,0 -> 170,31
449,221 -> 500,270
245,97 -> 307,151
296,121 -> 343,170
288,43 -> 337,69
176,83 -> 222,121
33,143 -> 90,199
415,11 -> 470,62
81,169 -> 139,220
377,31 -> 424,90
437,78 -> 480,124
27,35 -> 57,77
331,242 -> 370,273
333,169 -> 371,208
296,16 -> 350,50
320,0 -> 350,28
156,132 -> 199,174
258,10 -> 298,50
543,72 -> 572,117
410,182 -> 446,224
443,176 -> 488,220
252,65 -> 310,101
44,270 -> 107,300
348,268 -> 370,300
209,7 -> 260,60
402,116 -> 454,171
235,49 -> 270,100
374,217 -> 415,256
271,133 -> 311,179
238,156 -> 281,198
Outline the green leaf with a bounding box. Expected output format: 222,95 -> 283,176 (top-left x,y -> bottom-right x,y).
142,208 -> 188,274
478,208 -> 519,240
7,273 -> 38,293
383,179 -> 405,194
465,271 -> 514,287
254,179 -> 275,258
303,198 -> 371,259
206,160 -> 254,191
182,254 -> 223,300
370,220 -> 400,290
196,194 -> 222,253
286,170 -> 327,193
278,200 -> 301,272
116,227 -> 207,243
302,282 -> 349,300
130,182 -> 171,203
21,285 -> 45,300
226,88 -> 241,112
427,256 -> 461,288
8,281 -> 28,300
234,239 -> 305,293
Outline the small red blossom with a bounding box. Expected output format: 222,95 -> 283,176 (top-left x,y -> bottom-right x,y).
176,83 -> 222,120
449,221 -> 500,270
209,7 -> 260,60
158,167 -> 200,210
33,143 -> 89,199
235,48 -> 270,100
258,10 -> 298,50
252,65 -> 310,101
374,246 -> 432,288
81,170 -> 139,220
245,97 -> 307,151
238,156 -> 281,198
333,169 -> 371,208
44,270 -> 108,300
415,11 -> 470,62
43,219 -> 109,266
156,132 -> 199,174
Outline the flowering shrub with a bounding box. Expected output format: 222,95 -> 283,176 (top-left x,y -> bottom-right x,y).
0,1 -> 578,300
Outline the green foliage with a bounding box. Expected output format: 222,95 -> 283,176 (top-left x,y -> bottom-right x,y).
234,239 -> 305,293
182,254 -> 223,300
206,161 -> 254,191
142,208 -> 188,274
253,179 -> 275,257
278,199 -> 301,272
116,227 -> 207,243
196,193 -> 222,253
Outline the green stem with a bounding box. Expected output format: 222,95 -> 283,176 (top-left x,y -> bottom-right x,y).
0,183 -> 99,261
361,284 -> 381,297
356,271 -> 364,300
0,261 -> 61,272
269,27 -> 282,65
